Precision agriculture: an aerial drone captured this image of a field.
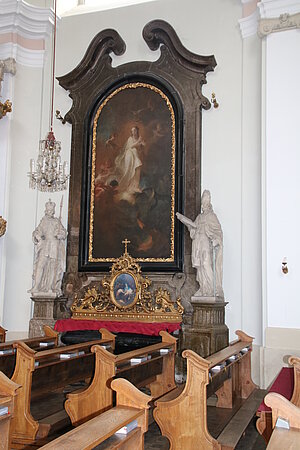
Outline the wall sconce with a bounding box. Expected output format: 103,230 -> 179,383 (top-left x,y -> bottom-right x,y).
55,109 -> 66,125
282,257 -> 288,274
211,92 -> 219,109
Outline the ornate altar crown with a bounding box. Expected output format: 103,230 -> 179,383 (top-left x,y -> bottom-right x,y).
71,239 -> 184,323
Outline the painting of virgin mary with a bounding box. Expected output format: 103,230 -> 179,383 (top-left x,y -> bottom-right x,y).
89,82 -> 176,263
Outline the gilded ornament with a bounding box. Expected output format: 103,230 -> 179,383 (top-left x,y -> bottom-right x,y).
71,243 -> 183,323
0,100 -> 12,119
0,216 -> 7,237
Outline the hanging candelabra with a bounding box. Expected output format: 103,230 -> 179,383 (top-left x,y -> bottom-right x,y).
28,0 -> 69,192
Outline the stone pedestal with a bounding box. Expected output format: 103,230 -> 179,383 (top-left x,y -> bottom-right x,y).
29,296 -> 70,337
181,297 -> 229,359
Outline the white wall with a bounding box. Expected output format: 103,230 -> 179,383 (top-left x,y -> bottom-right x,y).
265,29 -> 300,329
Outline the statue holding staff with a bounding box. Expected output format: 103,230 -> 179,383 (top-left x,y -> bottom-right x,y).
176,190 -> 224,299
29,198 -> 67,297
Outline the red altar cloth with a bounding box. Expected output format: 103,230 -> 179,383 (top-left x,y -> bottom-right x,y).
54,319 -> 181,336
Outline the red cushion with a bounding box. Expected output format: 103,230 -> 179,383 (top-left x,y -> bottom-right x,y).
54,318 -> 181,336
258,367 -> 294,412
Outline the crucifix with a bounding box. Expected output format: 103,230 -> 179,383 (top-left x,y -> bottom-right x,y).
122,238 -> 131,254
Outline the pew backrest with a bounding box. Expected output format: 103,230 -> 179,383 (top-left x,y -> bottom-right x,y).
0,326 -> 7,343
0,371 -> 20,450
0,325 -> 59,379
65,330 -> 177,426
154,329 -> 258,450
10,334 -> 115,444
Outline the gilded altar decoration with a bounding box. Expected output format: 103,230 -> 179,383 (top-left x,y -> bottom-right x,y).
0,216 -> 7,237
0,100 -> 12,119
71,240 -> 183,322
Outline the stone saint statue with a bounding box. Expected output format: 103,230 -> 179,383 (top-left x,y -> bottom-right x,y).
176,190 -> 224,299
30,199 -> 67,297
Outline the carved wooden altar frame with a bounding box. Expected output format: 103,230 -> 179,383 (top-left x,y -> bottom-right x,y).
58,20 -> 216,308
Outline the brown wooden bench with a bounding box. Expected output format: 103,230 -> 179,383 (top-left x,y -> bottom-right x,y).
0,325 -> 7,343
256,356 -> 299,444
153,330 -> 265,450
10,329 -> 115,447
265,392 -> 300,449
0,371 -> 20,450
0,325 -> 59,378
65,330 -> 177,426
40,378 -> 152,450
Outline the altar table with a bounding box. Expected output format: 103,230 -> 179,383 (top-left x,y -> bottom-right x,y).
54,319 -> 181,336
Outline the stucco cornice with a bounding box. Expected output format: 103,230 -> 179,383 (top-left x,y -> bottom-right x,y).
0,0 -> 56,40
258,11 -> 300,37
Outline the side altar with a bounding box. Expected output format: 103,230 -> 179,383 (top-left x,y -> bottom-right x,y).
29,21 -> 229,364
54,241 -> 183,353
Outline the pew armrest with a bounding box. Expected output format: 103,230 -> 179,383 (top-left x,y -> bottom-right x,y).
265,392 -> 300,429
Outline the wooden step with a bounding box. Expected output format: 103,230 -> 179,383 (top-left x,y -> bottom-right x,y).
218,389 -> 267,450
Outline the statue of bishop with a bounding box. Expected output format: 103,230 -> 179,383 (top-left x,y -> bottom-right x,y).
176,190 -> 224,300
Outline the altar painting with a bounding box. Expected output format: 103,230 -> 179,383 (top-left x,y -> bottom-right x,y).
89,82 -> 175,263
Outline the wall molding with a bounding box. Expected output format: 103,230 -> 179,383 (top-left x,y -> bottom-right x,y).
258,0 -> 300,19
0,42 -> 45,68
0,0 -> 55,40
239,10 -> 259,38
0,0 -> 59,68
258,12 -> 300,37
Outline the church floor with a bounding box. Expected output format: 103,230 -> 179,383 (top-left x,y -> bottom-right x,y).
144,417 -> 266,449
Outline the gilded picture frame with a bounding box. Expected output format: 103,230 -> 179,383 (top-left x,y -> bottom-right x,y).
110,271 -> 139,309
79,76 -> 183,272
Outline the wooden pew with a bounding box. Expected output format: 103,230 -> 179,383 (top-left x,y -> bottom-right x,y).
0,325 -> 7,343
0,371 -> 20,450
0,325 -> 59,379
265,392 -> 300,449
65,330 -> 177,426
40,378 -> 152,450
10,329 -> 115,447
153,331 -> 263,450
256,356 -> 299,443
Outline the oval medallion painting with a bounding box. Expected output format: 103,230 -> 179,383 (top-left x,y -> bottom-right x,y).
112,273 -> 137,308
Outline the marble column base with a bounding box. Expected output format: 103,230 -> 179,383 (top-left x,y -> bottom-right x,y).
29,296 -> 70,337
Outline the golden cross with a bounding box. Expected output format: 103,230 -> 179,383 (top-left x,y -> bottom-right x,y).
122,238 -> 131,254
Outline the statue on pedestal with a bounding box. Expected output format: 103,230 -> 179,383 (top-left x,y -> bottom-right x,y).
176,190 -> 223,300
29,198 -> 67,297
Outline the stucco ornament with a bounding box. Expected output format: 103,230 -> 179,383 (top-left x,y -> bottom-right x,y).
29,199 -> 67,297
176,190 -> 224,299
